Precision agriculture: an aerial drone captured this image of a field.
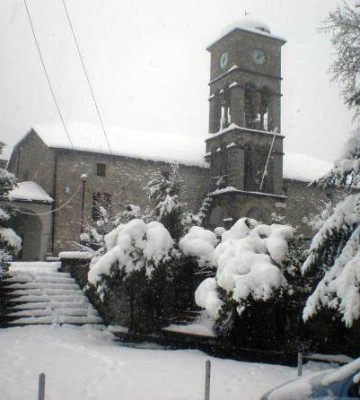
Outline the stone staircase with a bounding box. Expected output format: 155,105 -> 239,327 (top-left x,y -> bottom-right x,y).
1,262 -> 102,327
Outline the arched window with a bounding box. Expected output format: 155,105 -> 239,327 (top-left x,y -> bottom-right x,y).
245,84 -> 272,131
220,86 -> 231,129
245,83 -> 256,129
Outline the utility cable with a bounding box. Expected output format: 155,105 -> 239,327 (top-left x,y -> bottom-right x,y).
23,0 -> 76,152
60,0 -> 114,158
13,182 -> 82,216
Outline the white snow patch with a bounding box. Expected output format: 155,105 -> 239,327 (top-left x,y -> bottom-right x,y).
59,251 -> 94,259
9,181 -> 53,203
32,122 -> 208,168
163,312 -> 216,337
0,324 -> 307,400
283,153 -> 332,183
179,226 -> 217,267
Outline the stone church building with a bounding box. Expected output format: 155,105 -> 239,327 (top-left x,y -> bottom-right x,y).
6,20 -> 332,260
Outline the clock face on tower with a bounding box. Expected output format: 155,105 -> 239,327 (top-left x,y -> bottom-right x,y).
219,52 -> 229,69
252,49 -> 266,65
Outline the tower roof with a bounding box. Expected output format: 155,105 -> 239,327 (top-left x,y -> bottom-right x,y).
207,18 -> 286,51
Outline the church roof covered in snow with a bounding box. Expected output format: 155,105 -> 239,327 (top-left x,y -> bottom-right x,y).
9,181 -> 53,203
30,122 -> 331,183
283,153 -> 332,183
32,122 -> 208,168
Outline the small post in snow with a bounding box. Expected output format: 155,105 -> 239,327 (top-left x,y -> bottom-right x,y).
205,359 -> 211,400
297,352 -> 303,377
38,372 -> 45,400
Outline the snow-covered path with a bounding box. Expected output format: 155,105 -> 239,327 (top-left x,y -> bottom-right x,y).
0,325 -> 321,400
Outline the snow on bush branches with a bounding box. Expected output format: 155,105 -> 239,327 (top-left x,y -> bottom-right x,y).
0,143 -> 21,275
88,219 -> 175,293
193,218 -> 295,319
303,194 -> 360,327
302,127 -> 360,327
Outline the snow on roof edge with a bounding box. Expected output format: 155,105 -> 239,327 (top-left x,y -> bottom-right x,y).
283,153 -> 332,183
207,23 -> 286,51
9,181 -> 53,203
26,122 -> 332,184
32,122 -> 209,169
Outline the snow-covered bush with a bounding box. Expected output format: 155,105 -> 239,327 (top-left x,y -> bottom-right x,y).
88,219 -> 175,290
179,225 -> 217,272
81,203 -> 142,251
87,218 -> 186,332
302,198 -> 334,232
195,218 -> 294,317
0,143 -> 21,277
194,217 -> 307,344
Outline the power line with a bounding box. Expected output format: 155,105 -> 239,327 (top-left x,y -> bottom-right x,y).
23,0 -> 76,152
60,0 -> 114,158
14,182 -> 82,216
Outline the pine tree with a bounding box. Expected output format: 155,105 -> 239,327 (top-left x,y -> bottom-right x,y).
300,3 -> 360,327
302,130 -> 360,327
144,164 -> 188,240
0,142 -> 21,277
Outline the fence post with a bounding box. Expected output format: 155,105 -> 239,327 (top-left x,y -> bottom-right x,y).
205,359 -> 211,400
297,352 -> 303,377
38,373 -> 45,400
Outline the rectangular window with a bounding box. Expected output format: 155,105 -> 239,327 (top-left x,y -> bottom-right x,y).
96,163 -> 106,177
92,192 -> 111,221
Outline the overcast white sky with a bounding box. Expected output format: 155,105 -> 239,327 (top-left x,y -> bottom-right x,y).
0,0 -> 357,161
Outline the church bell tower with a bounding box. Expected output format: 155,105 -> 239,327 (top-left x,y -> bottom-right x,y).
205,20 -> 287,227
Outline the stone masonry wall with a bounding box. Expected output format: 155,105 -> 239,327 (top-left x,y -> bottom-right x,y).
53,150 -> 209,254
7,130 -> 56,196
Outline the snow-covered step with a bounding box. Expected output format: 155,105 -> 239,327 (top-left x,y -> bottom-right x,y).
9,315 -> 102,325
5,271 -> 73,279
9,287 -> 83,296
8,308 -> 99,318
3,275 -> 75,284
5,282 -> 79,290
9,294 -> 89,303
10,301 -> 92,310
1,261 -> 103,327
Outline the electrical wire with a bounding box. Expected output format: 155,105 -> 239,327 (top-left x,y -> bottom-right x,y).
13,182 -> 82,217
60,0 -> 114,158
23,0 -> 75,152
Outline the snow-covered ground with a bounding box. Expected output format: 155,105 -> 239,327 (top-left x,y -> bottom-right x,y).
0,325 -> 333,400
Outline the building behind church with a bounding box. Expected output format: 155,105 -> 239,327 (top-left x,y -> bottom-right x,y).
6,20 -> 334,260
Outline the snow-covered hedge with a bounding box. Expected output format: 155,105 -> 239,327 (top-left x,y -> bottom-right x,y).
88,219 -> 175,292
179,226 -> 217,268
194,218 -> 295,320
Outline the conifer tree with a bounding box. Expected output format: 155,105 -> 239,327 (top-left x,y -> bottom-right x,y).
144,164 -> 188,240
302,130 -> 360,327
0,142 -> 21,277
